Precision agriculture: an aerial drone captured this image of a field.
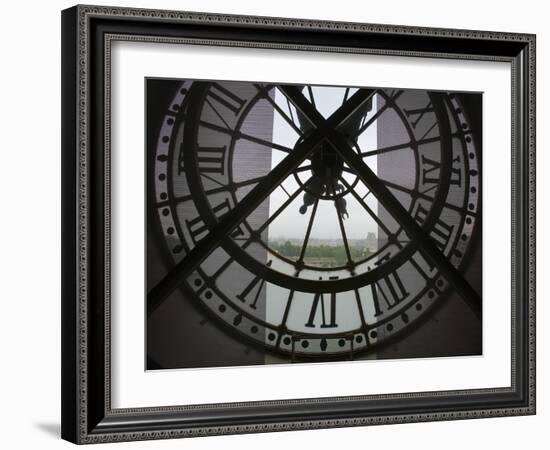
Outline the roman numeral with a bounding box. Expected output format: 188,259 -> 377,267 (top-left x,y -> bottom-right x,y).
374,252 -> 391,266
197,146 -> 226,174
178,145 -> 227,175
207,83 -> 247,116
185,199 -> 242,243
404,101 -> 433,129
421,154 -> 462,187
306,278 -> 338,328
414,203 -> 455,251
371,270 -> 409,316
236,260 -> 273,309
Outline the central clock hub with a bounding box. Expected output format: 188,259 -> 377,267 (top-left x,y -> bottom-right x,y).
310,141 -> 344,183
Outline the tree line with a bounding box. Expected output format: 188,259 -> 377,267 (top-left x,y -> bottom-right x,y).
270,240 -> 370,265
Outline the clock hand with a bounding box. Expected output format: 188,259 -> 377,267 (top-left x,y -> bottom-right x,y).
148,87 -> 376,316
336,139 -> 481,318
279,85 -> 376,136
282,88 -> 482,320
148,132 -> 315,316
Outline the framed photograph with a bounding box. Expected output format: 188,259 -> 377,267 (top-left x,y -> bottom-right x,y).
61,4 -> 536,444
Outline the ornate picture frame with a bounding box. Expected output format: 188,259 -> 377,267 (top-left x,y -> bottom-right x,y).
61,4 -> 535,444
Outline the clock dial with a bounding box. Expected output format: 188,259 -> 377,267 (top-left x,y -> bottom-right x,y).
148,79 -> 481,364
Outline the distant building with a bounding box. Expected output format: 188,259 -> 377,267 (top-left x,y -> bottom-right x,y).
365,232 -> 377,251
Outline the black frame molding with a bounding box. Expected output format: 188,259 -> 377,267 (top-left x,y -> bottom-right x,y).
61,4 -> 536,444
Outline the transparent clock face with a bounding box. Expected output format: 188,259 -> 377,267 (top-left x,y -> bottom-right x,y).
146,78 -> 482,370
